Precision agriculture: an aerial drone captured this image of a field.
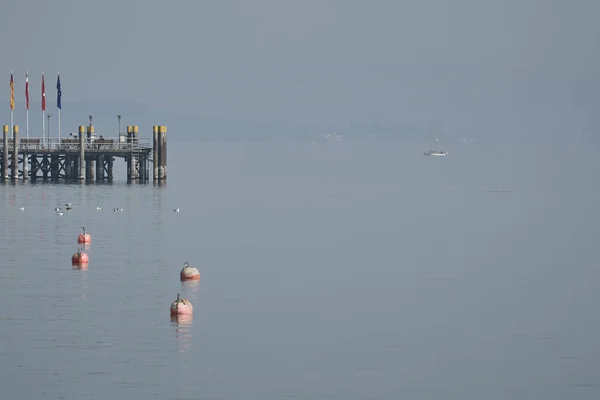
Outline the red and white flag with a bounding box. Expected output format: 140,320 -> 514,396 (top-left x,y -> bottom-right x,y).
25,73 -> 29,110
41,73 -> 46,111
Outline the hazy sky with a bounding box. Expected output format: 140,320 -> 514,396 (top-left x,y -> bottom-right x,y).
1,0 -> 599,136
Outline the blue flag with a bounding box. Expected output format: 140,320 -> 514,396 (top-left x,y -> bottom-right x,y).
56,74 -> 62,110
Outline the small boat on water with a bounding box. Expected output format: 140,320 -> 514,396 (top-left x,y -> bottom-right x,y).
423,138 -> 447,156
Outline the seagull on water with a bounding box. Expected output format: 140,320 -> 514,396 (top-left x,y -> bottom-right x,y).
96,206 -> 102,210
57,211 -> 64,216
19,207 -> 24,211
174,208 -> 179,213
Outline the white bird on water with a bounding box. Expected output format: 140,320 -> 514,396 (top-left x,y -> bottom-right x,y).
174,208 -> 180,213
55,207 -> 61,212
57,210 -> 64,216
65,203 -> 72,207
19,207 -> 24,211
96,206 -> 102,210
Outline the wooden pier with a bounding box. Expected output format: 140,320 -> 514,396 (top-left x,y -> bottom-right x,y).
0,124 -> 167,183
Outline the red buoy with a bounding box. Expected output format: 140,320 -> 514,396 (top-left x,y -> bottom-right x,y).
72,250 -> 89,266
77,227 -> 92,244
170,293 -> 193,316
180,262 -> 200,281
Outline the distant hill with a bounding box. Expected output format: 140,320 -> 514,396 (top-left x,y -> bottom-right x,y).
0,100 -> 427,142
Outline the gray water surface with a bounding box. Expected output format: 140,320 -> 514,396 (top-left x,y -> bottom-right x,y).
0,136 -> 599,399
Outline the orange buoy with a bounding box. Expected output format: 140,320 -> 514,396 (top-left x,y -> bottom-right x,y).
77,227 -> 92,244
170,293 -> 193,315
170,314 -> 193,325
72,250 -> 89,266
180,262 -> 200,281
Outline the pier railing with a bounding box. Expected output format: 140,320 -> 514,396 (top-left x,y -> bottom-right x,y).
1,137 -> 152,151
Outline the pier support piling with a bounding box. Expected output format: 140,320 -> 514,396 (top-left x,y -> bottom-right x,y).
153,126 -> 159,181
50,154 -> 59,182
42,155 -> 49,181
79,126 -> 85,181
127,126 -> 133,182
64,155 -> 71,181
158,125 -> 167,181
86,125 -> 95,182
162,126 -> 167,181
133,125 -> 139,180
86,158 -> 95,182
96,155 -> 103,181
11,125 -> 19,180
107,156 -> 113,181
30,155 -> 37,182
22,152 -> 28,180
2,125 -> 8,180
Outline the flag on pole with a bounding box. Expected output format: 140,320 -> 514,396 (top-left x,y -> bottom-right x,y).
25,73 -> 29,110
56,74 -> 62,110
10,72 -> 14,110
41,73 -> 46,111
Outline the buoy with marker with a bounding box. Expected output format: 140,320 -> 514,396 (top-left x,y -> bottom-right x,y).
180,262 -> 200,281
77,227 -> 92,244
71,248 -> 89,266
170,293 -> 193,315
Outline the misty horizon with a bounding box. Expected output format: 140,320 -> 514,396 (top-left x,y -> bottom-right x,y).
0,0 -> 598,141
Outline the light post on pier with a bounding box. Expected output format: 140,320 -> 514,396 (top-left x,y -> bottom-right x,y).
47,114 -> 51,147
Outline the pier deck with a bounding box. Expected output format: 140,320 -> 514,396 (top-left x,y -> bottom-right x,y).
0,125 -> 167,183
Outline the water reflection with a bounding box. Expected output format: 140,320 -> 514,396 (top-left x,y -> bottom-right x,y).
76,266 -> 89,301
180,280 -> 200,300
170,314 -> 193,352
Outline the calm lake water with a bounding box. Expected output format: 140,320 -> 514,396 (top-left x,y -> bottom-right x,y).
1,135 -> 599,399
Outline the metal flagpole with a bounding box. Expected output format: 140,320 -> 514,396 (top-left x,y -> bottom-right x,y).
42,72 -> 45,145
10,71 -> 14,136
57,73 -> 61,142
25,72 -> 29,140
